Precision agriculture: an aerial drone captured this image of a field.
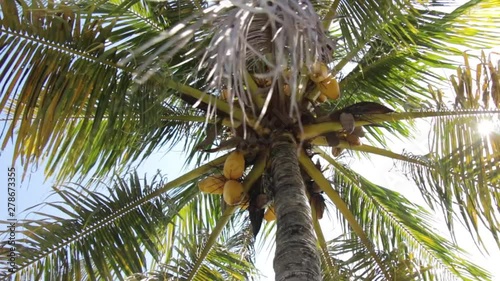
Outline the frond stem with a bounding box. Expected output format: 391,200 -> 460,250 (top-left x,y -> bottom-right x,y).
300,110 -> 500,140
299,152 -> 391,280
322,0 -> 341,30
311,140 -> 427,166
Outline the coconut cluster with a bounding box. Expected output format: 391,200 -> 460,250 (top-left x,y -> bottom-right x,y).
197,150 -> 277,222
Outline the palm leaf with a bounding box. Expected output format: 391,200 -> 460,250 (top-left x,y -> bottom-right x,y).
0,172 -> 196,280
326,0 -> 500,146
0,0 -> 216,182
319,150 -> 491,280
404,115 -> 500,247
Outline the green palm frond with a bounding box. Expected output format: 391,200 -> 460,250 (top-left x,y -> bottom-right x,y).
399,53 -> 500,247
0,153 -> 259,281
0,172 -> 196,280
0,0 -> 213,181
142,209 -> 256,281
403,114 -> 499,247
322,155 -> 490,280
324,235 -> 434,281
0,153 -> 228,279
333,0 -> 417,52
328,0 -> 500,145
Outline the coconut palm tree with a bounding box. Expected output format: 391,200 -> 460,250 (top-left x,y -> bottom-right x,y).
0,0 -> 499,280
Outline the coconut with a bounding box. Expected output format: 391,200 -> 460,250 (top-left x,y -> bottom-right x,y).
345,134 -> 361,146
223,180 -> 245,205
309,62 -> 329,83
331,147 -> 343,157
283,84 -> 291,96
198,174 -> 226,194
318,76 -> 340,100
352,126 -> 365,138
221,89 -> 230,100
339,112 -> 355,134
223,150 -> 245,180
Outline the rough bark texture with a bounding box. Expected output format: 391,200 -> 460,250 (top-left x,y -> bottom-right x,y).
270,133 -> 321,281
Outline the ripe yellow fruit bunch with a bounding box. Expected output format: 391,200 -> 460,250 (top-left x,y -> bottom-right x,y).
309,62 -> 340,102
198,150 -> 247,206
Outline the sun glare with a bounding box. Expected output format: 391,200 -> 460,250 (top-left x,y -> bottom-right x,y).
477,119 -> 497,136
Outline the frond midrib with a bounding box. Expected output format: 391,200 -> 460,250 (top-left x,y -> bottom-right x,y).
323,151 -> 462,279
1,27 -> 129,71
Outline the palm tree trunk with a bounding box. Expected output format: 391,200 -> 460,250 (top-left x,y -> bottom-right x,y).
270,132 -> 321,281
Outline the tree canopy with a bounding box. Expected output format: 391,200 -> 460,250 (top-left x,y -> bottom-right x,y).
0,0 -> 499,280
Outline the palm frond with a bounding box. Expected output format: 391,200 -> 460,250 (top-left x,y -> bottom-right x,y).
400,52 -> 500,247
143,198 -> 257,281
0,172 -> 195,280
321,152 -> 491,280
328,0 -> 500,146
336,0 -> 500,106
402,114 -> 500,247
0,0 -> 215,182
324,235 -> 435,281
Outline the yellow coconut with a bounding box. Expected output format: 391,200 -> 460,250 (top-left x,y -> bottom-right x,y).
223,180 -> 246,205
223,150 -> 245,180
309,62 -> 329,83
318,76 -> 340,100
198,174 -> 226,194
264,206 -> 276,222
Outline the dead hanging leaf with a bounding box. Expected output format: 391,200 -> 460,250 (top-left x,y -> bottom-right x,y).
311,193 -> 326,220
315,159 -> 322,170
488,59 -> 500,108
310,182 -> 322,194
196,122 -> 222,150
481,61 -> 490,108
462,52 -> 475,106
